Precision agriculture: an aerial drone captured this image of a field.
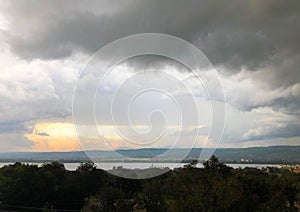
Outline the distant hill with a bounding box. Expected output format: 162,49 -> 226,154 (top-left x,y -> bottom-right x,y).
0,146 -> 299,164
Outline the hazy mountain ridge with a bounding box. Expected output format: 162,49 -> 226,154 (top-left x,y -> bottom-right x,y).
0,146 -> 299,164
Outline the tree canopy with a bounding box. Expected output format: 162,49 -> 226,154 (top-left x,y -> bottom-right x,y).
0,156 -> 298,211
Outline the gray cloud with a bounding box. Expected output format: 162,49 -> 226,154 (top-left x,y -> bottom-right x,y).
0,1 -> 299,149
0,0 -> 299,91
242,107 -> 300,141
34,131 -> 50,137
0,1 -> 298,63
0,121 -> 27,134
0,133 -> 33,152
0,52 -> 80,129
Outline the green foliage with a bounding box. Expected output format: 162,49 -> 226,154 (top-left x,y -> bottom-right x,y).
0,157 -> 299,211
76,161 -> 96,173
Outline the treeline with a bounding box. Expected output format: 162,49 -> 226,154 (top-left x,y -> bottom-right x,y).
0,156 -> 299,211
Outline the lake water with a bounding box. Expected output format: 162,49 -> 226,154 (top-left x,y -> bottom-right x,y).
0,162 -> 281,171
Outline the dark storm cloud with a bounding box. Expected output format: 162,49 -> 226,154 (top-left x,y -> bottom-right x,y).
1,0 -> 299,72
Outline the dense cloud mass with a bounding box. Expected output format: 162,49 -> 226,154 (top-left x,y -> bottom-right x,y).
1,1 -> 299,71
0,0 -> 299,151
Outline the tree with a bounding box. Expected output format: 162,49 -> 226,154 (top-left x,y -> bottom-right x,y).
203,155 -> 232,175
76,161 -> 96,173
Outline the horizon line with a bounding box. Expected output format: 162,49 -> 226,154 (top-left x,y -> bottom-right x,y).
0,145 -> 299,154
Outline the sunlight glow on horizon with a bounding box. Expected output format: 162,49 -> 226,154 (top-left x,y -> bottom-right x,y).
21,122 -> 209,152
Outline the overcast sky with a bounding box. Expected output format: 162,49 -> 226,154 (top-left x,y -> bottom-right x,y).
0,0 -> 299,152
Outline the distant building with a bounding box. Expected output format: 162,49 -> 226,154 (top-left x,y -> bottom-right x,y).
293,167 -> 300,174
240,158 -> 249,162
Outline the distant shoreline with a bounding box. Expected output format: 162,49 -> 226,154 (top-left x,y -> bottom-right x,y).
0,159 -> 297,165
0,146 -> 299,164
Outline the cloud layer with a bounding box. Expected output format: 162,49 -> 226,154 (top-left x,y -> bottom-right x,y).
0,0 -> 299,151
